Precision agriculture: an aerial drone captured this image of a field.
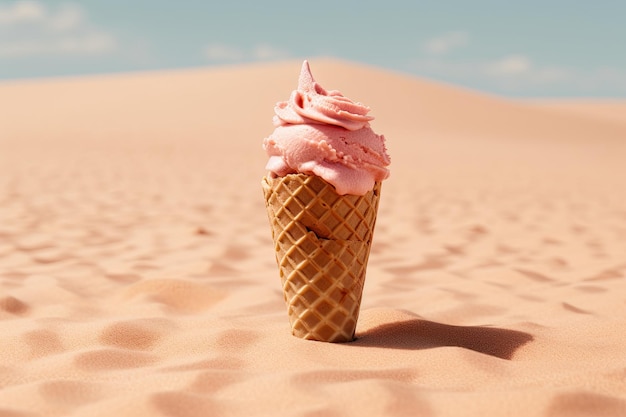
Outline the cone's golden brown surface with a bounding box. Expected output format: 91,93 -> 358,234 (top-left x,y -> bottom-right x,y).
263,174 -> 381,342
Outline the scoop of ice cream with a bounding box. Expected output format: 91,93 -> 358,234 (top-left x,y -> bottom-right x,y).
263,61 -> 390,195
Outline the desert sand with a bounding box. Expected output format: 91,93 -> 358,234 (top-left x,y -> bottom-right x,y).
1,58 -> 626,416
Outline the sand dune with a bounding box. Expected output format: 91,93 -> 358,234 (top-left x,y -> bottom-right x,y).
3,59 -> 626,142
523,99 -> 626,126
1,59 -> 626,417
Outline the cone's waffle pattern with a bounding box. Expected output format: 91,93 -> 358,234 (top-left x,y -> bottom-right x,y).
262,174 -> 381,342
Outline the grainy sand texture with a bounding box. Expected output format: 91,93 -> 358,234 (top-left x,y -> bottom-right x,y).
1,59 -> 626,417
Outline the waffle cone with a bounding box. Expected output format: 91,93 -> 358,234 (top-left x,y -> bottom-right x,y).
262,174 -> 381,342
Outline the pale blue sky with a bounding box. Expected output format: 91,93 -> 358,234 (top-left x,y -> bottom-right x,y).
1,0 -> 625,97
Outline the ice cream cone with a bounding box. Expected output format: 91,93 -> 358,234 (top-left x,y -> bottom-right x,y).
262,173 -> 381,342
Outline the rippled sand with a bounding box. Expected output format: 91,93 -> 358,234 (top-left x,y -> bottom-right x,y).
1,59 -> 626,417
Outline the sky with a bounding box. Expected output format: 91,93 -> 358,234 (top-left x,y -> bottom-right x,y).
1,0 -> 625,97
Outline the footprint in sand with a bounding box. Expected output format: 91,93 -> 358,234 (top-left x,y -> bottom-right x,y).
545,391 -> 626,417
151,391 -> 219,417
214,329 -> 260,352
22,329 -> 64,358
0,296 -> 30,316
189,370 -> 246,393
99,318 -> 173,350
38,380 -> 105,407
121,279 -> 224,313
74,348 -> 157,371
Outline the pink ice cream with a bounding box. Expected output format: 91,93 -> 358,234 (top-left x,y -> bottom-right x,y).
263,60 -> 390,195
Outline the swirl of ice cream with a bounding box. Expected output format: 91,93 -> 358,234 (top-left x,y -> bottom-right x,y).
273,61 -> 374,131
263,61 -> 390,195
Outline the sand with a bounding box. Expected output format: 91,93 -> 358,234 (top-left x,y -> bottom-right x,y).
1,59 -> 626,416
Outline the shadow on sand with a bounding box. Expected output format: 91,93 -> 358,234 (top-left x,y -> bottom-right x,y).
353,317 -> 534,360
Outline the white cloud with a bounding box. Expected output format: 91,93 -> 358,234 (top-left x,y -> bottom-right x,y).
412,55 -> 570,83
412,54 -> 626,93
0,1 -> 116,58
485,55 -> 532,76
48,3 -> 84,32
423,31 -> 469,55
204,42 -> 289,63
0,33 -> 116,57
416,30 -> 626,94
253,43 -> 288,60
205,43 -> 244,61
0,1 -> 44,25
